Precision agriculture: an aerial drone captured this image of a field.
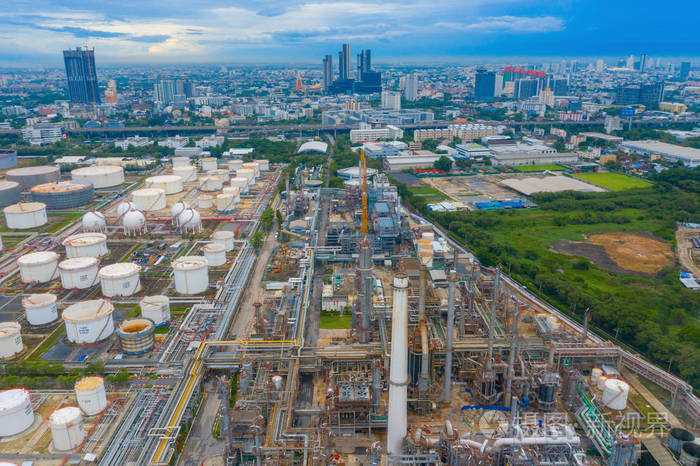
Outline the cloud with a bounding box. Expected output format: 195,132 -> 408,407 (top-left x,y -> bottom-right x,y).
438,16 -> 565,33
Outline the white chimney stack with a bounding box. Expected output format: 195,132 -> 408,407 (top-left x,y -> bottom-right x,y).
387,273 -> 409,455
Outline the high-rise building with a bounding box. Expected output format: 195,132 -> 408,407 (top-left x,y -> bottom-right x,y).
154,80 -> 176,104
404,73 -> 418,101
638,54 -> 648,73
357,49 -> 371,78
596,59 -> 604,73
514,79 -> 539,100
339,43 -> 351,80
680,61 -> 691,80
381,90 -> 401,110
626,54 -> 635,69
104,79 -> 118,104
63,47 -> 100,104
551,78 -> 569,96
322,55 -> 333,91
539,88 -> 555,107
474,69 -> 496,101
616,82 -> 664,106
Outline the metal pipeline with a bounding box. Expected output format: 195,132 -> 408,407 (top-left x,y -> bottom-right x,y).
504,303 -> 520,408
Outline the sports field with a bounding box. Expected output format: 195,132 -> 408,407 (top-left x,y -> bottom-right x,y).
571,172 -> 652,191
515,164 -> 567,172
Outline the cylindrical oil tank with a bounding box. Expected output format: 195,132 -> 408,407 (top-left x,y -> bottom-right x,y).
82,211 -> 106,232
4,202 -> 47,229
203,243 -> 227,266
98,263 -> 141,297
71,165 -> 124,188
212,230 -> 235,251
208,168 -> 230,183
0,389 -> 34,436
132,188 -> 166,211
172,156 -> 190,167
59,257 -> 99,289
6,165 -> 60,190
236,168 -> 255,184
0,181 -> 21,207
231,176 -> 249,194
139,295 -> 170,326
602,379 -> 629,410
199,176 -> 223,192
242,162 -> 260,178
30,182 -> 94,209
177,208 -> 201,234
216,193 -> 237,213
62,299 -> 114,344
681,443 -> 700,466
62,232 -> 108,258
122,210 -> 146,235
144,175 -> 183,195
75,376 -> 107,416
538,383 -> 556,408
254,159 -> 270,171
172,256 -> 209,294
49,406 -> 83,451
0,322 -> 22,359
117,318 -> 155,355
22,293 -> 58,326
669,428 -> 695,454
227,160 -> 243,171
222,185 -> 240,196
197,195 -> 214,209
172,165 -> 197,182
201,157 -> 218,172
0,150 -> 18,169
18,251 -> 59,283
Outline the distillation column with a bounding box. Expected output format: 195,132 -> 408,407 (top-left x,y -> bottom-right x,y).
358,237 -> 373,343
387,273 -> 409,456
442,269 -> 457,403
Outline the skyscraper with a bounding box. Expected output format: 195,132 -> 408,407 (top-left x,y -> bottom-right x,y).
63,47 -> 100,104
474,69 -> 496,101
680,61 -> 691,80
322,55 -> 333,91
339,43 -> 351,80
638,54 -> 648,73
514,79 -> 539,99
404,73 -> 418,101
381,90 -> 401,110
357,49 -> 371,78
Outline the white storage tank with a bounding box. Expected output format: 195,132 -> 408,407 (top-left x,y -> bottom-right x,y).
6,165 -> 60,190
216,193 -> 237,213
22,293 -> 59,326
208,168 -> 230,183
172,156 -> 190,167
172,256 -> 209,294
231,176 -> 249,194
59,257 -> 99,290
177,208 -> 202,234
0,180 -> 21,208
236,168 -> 255,184
139,295 -> 170,326
0,322 -> 23,359
145,175 -> 184,195
4,202 -> 47,229
63,232 -> 108,258
212,230 -> 235,251
199,176 -> 223,192
63,299 -> 114,344
254,159 -> 270,171
602,379 -> 629,410
49,406 -> 83,451
227,160 -> 243,172
201,157 -> 218,172
132,188 -> 166,211
203,243 -> 227,266
0,389 -> 34,436
116,200 -> 137,218
98,263 -> 141,297
197,195 -> 214,209
18,251 -> 59,284
122,210 -> 146,235
75,376 -> 107,416
82,211 -> 107,232
242,162 -> 260,178
172,165 -> 197,182
71,165 -> 124,188
170,201 -> 189,221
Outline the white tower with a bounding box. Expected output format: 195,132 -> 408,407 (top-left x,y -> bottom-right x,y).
387,273 -> 409,455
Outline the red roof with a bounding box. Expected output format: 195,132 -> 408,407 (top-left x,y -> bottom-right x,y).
503,66 -> 546,78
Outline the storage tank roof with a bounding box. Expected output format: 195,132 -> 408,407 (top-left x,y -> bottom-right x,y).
63,299 -> 114,321
49,406 -> 81,424
203,243 -> 227,253
75,376 -> 104,391
0,389 -> 29,410
133,188 -> 164,196
7,166 -> 59,176
17,251 -> 58,266
172,256 -> 208,270
59,257 -> 98,270
98,262 -> 141,278
22,293 -> 57,308
212,230 -> 234,239
146,175 -> 182,183
0,322 -> 20,337
4,202 -> 46,213
140,295 -> 169,305
72,165 -> 122,175
0,181 -> 19,191
31,181 -> 92,194
119,318 -> 153,333
62,232 -> 107,247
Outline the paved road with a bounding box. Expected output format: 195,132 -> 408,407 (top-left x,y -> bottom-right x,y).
177,380 -> 224,466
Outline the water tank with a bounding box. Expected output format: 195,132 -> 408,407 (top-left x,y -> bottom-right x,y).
63,232 -> 108,258
209,168 -> 230,183
172,156 -> 190,167
0,181 -> 21,207
216,193 -> 237,213
49,406 -> 83,451
170,201 -> 189,220
59,257 -> 99,289
139,295 -> 170,326
6,165 -> 60,190
132,188 -> 166,211
669,428 -> 695,454
222,185 -> 240,196
117,318 -> 155,355
82,211 -> 107,232
71,165 -> 124,188
227,160 -> 243,171
212,230 -> 235,251
201,157 -> 218,171
172,256 -> 209,294
30,182 -> 94,209
0,322 -> 23,359
602,379 -> 629,410
681,443 -> 700,466
145,175 -> 183,195
18,251 -> 59,283
99,263 -> 141,297
254,159 -> 270,171
231,176 -> 249,194
75,376 -> 107,416
203,243 -> 227,266
236,168 -> 255,184
22,293 -> 58,326
172,165 -> 197,182
197,195 -> 214,209
4,202 -> 47,229
63,299 -> 114,343
0,389 -> 34,436
116,200 -> 137,218
123,210 -> 146,235
177,208 -> 202,234
0,149 -> 18,170
199,176 -> 223,192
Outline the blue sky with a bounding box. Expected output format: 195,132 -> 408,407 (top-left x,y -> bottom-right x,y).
0,0 -> 697,65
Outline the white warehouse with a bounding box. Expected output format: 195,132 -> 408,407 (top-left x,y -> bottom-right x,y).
619,140 -> 700,168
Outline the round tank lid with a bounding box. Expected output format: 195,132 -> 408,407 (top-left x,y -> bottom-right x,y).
30,182 -> 92,194
75,376 -> 104,391
72,165 -> 123,175
119,318 -> 153,333
62,232 -> 107,246
7,166 -> 58,176
146,175 -> 183,183
98,262 -> 141,278
0,389 -> 30,410
0,181 -> 19,190
140,295 -> 169,305
49,406 -> 81,424
18,251 -> 58,266
133,187 -> 165,196
22,293 -> 57,308
604,378 -> 629,390
4,202 -> 46,213
62,299 -> 114,321
59,256 -> 99,270
212,230 -> 234,239
0,321 -> 20,336
203,243 -> 227,253
172,256 -> 208,270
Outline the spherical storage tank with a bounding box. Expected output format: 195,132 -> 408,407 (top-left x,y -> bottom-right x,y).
49,406 -> 83,451
22,293 -> 58,326
18,251 -> 59,283
172,256 -> 209,294
0,322 -> 23,359
170,201 -> 189,220
122,210 -> 146,235
203,243 -> 227,266
116,200 -> 137,218
6,165 -> 60,190
602,378 -> 629,410
75,376 -> 107,416
139,295 -> 170,326
4,202 -> 47,229
98,263 -> 141,297
59,257 -> 99,289
145,175 -> 183,195
212,230 -> 235,251
71,165 -> 124,188
0,389 -> 34,436
216,193 -> 237,213
177,208 -> 202,234
199,176 -> 223,192
172,165 -> 197,182
63,299 -> 114,344
231,176 -> 249,194
117,318 -> 155,355
132,188 -> 166,211
201,157 -> 218,172
30,182 -> 94,209
63,232 -> 108,258
82,211 -> 106,232
0,181 -> 21,208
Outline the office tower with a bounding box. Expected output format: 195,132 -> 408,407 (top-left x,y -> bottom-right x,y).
680,61 -> 691,80
381,90 -> 401,110
616,82 -> 664,106
626,54 -> 634,69
639,54 -> 648,73
104,79 -> 117,104
339,43 -> 351,80
596,59 -> 604,73
357,49 -> 371,78
63,47 -> 100,104
154,80 -> 176,104
182,80 -> 197,98
322,55 -> 333,91
494,74 -> 504,97
551,78 -> 569,96
474,68 -> 496,101
514,79 -> 538,99
404,73 -> 418,101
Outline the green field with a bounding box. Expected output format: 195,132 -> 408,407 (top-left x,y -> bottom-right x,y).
571,172 -> 652,191
320,312 -> 352,329
515,164 -> 567,172
407,183 -> 448,201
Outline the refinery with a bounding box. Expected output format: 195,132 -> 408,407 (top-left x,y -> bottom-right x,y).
0,148 -> 696,466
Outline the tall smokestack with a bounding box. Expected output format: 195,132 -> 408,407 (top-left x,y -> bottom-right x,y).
358,237 -> 372,343
442,269 -> 457,403
387,273 -> 409,456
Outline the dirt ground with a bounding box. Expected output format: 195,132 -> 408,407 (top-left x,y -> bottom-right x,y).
675,226 -> 700,277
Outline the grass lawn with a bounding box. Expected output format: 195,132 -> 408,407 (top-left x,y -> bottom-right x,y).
407,183 -> 448,201
571,172 -> 652,191
320,312 -> 352,329
515,164 -> 567,172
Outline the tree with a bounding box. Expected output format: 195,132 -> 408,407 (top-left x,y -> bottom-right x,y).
434,156 -> 452,172
455,159 -> 472,170
422,138 -> 439,152
250,231 -> 264,250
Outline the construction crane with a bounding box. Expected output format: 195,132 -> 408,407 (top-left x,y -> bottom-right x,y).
361,148 -> 368,235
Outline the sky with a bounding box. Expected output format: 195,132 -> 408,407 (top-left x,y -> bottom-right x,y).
0,0 -> 698,65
